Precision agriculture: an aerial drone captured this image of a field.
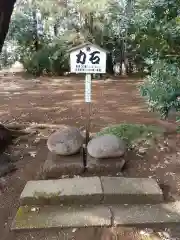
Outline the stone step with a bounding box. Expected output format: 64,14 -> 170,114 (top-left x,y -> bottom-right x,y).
20,177 -> 103,206
12,206 -> 111,230
101,177 -> 163,204
12,202 -> 180,231
20,177 -> 163,206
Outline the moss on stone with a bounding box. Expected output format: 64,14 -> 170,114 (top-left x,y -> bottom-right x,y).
33,191 -> 62,199
16,206 -> 30,217
14,206 -> 50,229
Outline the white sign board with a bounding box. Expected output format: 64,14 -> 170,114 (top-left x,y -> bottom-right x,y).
70,44 -> 107,74
85,74 -> 91,102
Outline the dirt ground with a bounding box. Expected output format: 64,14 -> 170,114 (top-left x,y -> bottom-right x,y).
0,74 -> 179,240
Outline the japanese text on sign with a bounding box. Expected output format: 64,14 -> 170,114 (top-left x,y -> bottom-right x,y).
75,50 -> 101,72
70,45 -> 106,74
76,50 -> 100,64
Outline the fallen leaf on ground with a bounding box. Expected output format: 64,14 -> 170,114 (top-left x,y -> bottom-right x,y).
29,151 -> 37,157
138,147 -> 148,154
31,207 -> 40,212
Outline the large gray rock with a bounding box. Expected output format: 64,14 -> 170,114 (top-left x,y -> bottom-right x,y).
47,126 -> 84,155
87,134 -> 126,159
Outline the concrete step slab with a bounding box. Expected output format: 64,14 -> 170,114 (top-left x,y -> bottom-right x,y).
112,201 -> 180,228
20,177 -> 103,206
101,177 -> 163,204
11,206 -> 111,231
20,177 -> 163,206
12,202 -> 180,231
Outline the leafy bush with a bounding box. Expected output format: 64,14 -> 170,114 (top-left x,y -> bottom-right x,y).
23,41 -> 69,76
96,123 -> 162,145
0,40 -> 19,69
140,59 -> 180,118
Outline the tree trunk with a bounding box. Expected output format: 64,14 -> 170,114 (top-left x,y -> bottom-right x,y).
0,0 -> 16,53
123,0 -> 134,75
32,9 -> 39,52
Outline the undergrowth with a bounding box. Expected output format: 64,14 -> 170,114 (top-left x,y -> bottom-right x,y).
97,123 -> 163,146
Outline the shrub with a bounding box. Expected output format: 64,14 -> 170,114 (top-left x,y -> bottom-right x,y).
140,59 -> 180,118
0,40 -> 19,69
23,41 -> 69,76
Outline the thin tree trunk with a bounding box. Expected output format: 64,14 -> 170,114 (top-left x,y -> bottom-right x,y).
123,0 -> 134,75
0,0 -> 16,53
32,9 -> 39,51
54,24 -> 58,36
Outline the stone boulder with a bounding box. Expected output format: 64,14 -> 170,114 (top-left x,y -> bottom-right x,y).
87,134 -> 126,159
47,126 -> 84,155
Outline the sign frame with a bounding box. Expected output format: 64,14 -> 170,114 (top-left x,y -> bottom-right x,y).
68,42 -> 108,74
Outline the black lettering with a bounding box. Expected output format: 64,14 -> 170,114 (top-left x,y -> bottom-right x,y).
89,51 -> 100,64
76,50 -> 86,64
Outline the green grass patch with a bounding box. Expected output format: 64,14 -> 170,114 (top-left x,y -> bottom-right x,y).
97,123 -> 163,146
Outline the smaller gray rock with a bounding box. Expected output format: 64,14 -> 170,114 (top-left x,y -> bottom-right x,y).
47,126 -> 84,155
87,134 -> 126,159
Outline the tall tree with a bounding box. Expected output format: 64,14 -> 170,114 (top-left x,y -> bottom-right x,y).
0,0 -> 17,53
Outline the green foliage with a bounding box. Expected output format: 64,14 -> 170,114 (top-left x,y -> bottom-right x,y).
0,41 -> 18,69
141,59 -> 180,118
23,41 -> 69,76
97,123 -> 162,145
1,0 -> 180,78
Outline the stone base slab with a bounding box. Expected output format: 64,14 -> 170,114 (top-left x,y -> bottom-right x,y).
40,151 -> 84,179
86,154 -> 126,176
12,202 -> 180,231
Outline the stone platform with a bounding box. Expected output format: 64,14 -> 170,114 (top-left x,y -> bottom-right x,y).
40,151 -> 84,179
40,151 -> 126,179
86,154 -> 126,176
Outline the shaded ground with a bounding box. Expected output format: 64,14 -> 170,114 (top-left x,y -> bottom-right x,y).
0,75 -> 179,240
0,75 -> 158,129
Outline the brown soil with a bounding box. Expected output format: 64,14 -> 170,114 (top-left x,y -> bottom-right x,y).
0,74 -> 179,240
